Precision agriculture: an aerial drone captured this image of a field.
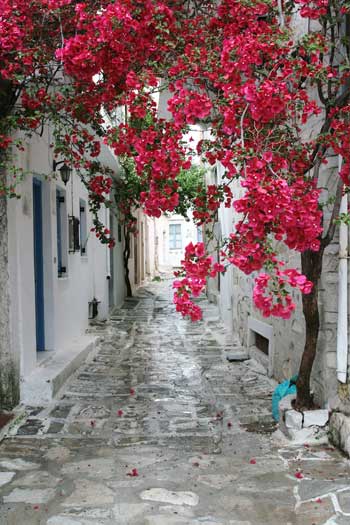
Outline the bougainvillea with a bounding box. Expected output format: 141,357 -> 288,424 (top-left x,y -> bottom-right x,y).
1,0 -> 350,406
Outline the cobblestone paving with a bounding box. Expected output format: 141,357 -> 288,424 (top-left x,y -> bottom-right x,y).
1,279 -> 350,524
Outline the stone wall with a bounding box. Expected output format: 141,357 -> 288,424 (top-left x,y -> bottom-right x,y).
217,157 -> 349,407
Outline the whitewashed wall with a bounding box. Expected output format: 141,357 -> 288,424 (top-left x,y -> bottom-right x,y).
155,212 -> 199,270
7,132 -> 120,383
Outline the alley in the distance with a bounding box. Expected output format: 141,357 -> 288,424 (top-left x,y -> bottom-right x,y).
0,278 -> 349,525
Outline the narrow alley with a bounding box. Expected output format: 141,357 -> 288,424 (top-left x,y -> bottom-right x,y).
0,279 -> 350,525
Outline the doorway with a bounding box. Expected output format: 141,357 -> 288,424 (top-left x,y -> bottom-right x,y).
33,178 -> 45,351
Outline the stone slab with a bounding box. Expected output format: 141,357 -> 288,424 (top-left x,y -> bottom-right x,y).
287,426 -> 329,445
140,488 -> 199,506
3,488 -> 55,503
62,479 -> 114,507
0,458 -> 39,470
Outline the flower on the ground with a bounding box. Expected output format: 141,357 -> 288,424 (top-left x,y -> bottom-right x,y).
126,467 -> 139,477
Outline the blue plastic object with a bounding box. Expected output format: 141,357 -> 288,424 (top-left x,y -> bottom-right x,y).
272,375 -> 298,421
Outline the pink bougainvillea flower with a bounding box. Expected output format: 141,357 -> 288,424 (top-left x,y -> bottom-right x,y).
33,505 -> 40,511
295,471 -> 303,479
117,409 -> 124,417
249,458 -> 256,464
315,498 -> 322,503
130,388 -> 135,395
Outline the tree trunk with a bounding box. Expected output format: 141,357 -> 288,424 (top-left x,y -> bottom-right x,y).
123,228 -> 132,297
0,159 -> 20,409
295,248 -> 324,409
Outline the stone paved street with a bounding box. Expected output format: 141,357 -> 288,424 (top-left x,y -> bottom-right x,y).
1,278 -> 350,525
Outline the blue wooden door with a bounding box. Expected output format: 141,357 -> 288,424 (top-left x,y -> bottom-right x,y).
33,178 -> 45,351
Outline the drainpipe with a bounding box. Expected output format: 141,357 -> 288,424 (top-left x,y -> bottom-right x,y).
337,155 -> 348,384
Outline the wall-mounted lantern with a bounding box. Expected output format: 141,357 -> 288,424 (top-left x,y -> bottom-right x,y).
53,160 -> 72,185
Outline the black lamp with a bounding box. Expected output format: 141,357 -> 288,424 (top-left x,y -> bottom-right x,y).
53,160 -> 72,185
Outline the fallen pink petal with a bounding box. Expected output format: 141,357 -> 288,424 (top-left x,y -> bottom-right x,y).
127,468 -> 139,477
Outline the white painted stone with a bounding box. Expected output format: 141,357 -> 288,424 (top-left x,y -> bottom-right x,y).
303,409 -> 329,428
0,458 -> 39,470
140,488 -> 199,506
279,394 -> 296,418
62,479 -> 114,506
3,488 -> 55,503
0,471 -> 15,486
285,410 -> 303,430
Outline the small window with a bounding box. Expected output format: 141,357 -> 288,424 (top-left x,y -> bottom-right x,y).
197,226 -> 203,243
56,188 -> 68,277
79,199 -> 87,255
169,223 -> 182,250
255,333 -> 269,356
69,216 -> 80,253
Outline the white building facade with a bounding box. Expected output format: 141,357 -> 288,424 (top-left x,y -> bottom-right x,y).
155,212 -> 200,271
5,132 -> 125,404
